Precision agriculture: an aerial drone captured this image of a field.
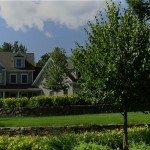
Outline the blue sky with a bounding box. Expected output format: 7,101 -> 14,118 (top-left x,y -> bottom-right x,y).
0,0 -> 128,62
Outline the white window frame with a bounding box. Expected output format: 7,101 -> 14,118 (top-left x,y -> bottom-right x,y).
21,73 -> 28,84
14,58 -> 25,68
0,73 -> 2,83
10,73 -> 17,84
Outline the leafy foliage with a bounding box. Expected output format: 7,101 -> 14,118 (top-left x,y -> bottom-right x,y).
126,0 -> 150,20
36,53 -> 50,68
0,41 -> 27,53
44,47 -> 70,92
73,2 -> 150,149
0,126 -> 149,149
0,95 -> 86,108
3,97 -> 29,108
29,96 -> 53,107
73,1 -> 150,111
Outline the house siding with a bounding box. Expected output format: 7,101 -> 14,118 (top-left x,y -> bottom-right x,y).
0,66 -> 5,85
6,72 -> 33,84
38,77 -> 74,96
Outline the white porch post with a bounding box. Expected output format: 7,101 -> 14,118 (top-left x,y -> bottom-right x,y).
3,91 -> 5,98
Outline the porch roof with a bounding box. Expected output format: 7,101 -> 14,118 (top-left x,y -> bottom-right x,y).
0,84 -> 41,91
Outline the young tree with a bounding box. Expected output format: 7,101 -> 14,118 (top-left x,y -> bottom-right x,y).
0,41 -> 27,53
73,2 -> 150,150
126,0 -> 150,20
44,47 -> 70,92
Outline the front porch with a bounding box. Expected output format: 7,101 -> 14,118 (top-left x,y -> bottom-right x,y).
0,85 -> 42,98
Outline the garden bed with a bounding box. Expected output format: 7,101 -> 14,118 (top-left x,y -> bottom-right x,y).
0,126 -> 149,149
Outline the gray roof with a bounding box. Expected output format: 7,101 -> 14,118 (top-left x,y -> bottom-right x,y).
0,52 -> 35,70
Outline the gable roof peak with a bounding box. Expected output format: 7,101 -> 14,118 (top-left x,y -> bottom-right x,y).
14,50 -> 24,57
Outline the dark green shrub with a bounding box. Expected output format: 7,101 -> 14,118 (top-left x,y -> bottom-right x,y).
68,95 -> 90,105
128,125 -> 150,144
130,141 -> 150,150
0,98 -> 4,108
73,142 -> 111,150
48,133 -> 78,150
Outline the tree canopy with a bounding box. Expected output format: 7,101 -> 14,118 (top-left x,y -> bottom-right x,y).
44,47 -> 70,92
0,41 -> 27,53
126,0 -> 150,20
73,2 -> 150,149
36,53 -> 50,68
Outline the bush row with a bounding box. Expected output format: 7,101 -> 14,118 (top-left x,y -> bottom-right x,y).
0,95 -> 91,108
0,126 -> 149,150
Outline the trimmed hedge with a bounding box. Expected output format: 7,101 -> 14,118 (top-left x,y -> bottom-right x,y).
0,95 -> 89,108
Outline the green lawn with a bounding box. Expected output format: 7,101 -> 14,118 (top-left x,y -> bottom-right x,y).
0,112 -> 149,127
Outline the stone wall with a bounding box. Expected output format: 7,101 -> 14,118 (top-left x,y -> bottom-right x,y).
0,105 -> 118,116
0,124 -> 149,136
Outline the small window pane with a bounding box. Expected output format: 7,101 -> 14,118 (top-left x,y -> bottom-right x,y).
22,74 -> 28,84
15,59 -> 22,68
11,75 -> 17,83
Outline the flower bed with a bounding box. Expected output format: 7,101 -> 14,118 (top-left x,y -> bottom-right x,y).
0,126 -> 149,150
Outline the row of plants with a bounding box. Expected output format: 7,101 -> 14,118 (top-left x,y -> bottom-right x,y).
0,95 -> 92,108
0,126 -> 149,150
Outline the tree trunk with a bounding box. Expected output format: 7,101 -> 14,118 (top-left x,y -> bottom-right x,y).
123,109 -> 128,150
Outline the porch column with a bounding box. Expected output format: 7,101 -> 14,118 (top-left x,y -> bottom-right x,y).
3,91 -> 5,98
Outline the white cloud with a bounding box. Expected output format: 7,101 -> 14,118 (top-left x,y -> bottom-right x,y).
44,31 -> 53,38
0,0 -> 122,37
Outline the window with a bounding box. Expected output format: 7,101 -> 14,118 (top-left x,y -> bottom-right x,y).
63,89 -> 68,95
14,58 -> 24,68
10,74 -> 17,84
0,73 -> 2,83
21,74 -> 28,84
16,59 -> 22,67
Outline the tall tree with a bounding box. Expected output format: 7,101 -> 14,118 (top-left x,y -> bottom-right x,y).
36,53 -> 50,68
44,47 -> 69,92
0,41 -> 27,53
126,0 -> 150,20
73,2 -> 150,150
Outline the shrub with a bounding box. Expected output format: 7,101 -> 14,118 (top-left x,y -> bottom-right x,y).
0,95 -> 89,108
0,98 -> 4,108
52,95 -> 71,106
68,95 -> 88,105
16,97 -> 29,107
73,142 -> 111,150
47,133 -> 78,150
7,136 -> 35,150
0,127 -> 148,149
128,125 -> 150,144
29,96 -> 52,107
3,98 -> 17,108
80,130 -> 123,149
130,141 -> 150,150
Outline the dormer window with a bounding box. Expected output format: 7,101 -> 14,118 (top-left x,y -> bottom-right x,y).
14,58 -> 25,68
14,51 -> 25,68
16,59 -> 22,67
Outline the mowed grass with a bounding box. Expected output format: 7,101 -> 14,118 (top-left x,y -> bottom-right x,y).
0,112 -> 149,127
